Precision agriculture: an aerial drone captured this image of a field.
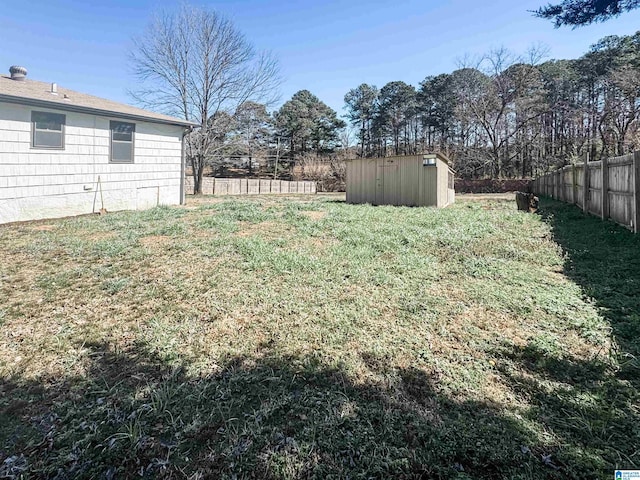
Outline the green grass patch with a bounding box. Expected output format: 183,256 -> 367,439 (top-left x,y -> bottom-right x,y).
0,194 -> 637,479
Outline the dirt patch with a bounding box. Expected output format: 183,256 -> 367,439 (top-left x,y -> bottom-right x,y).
84,232 -> 116,241
139,235 -> 172,248
300,211 -> 327,220
31,225 -> 56,231
236,221 -> 292,238
182,196 -> 228,208
310,238 -> 331,249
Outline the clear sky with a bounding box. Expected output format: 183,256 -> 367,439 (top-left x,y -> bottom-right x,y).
2,0 -> 640,117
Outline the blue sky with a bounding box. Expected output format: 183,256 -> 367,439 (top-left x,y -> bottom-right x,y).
2,0 -> 640,117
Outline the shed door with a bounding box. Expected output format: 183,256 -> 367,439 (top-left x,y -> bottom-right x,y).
383,158 -> 399,205
375,158 -> 399,205
375,158 -> 385,205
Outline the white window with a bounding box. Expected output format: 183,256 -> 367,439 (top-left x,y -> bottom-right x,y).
110,121 -> 135,163
32,111 -> 65,149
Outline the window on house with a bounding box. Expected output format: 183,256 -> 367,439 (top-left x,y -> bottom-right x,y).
32,111 -> 65,149
110,121 -> 135,163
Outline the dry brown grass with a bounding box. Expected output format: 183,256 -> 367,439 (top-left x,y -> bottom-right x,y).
299,210 -> 327,220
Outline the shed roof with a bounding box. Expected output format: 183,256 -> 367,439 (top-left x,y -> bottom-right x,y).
346,152 -> 452,165
0,75 -> 196,128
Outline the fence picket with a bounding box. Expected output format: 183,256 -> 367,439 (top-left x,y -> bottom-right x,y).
634,152 -> 640,233
601,157 -> 608,219
184,178 -> 317,197
533,152 -> 636,231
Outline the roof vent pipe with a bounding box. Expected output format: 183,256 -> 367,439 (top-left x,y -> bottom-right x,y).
9,66 -> 27,81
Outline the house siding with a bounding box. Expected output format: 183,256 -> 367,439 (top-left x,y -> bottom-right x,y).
0,102 -> 184,224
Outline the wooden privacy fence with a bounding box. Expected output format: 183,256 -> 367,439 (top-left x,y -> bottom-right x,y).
185,177 -> 317,196
532,151 -> 640,232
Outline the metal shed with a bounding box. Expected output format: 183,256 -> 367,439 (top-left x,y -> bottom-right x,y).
346,153 -> 455,207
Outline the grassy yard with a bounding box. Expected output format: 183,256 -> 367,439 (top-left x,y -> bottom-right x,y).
0,194 -> 638,479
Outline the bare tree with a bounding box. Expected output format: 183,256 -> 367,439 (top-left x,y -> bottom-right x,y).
233,101 -> 273,173
455,46 -> 548,177
338,126 -> 356,152
130,4 -> 280,193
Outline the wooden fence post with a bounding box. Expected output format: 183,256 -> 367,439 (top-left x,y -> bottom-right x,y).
582,153 -> 589,213
601,157 -> 608,220
572,164 -> 577,204
557,170 -> 561,200
559,168 -> 563,201
634,151 -> 640,233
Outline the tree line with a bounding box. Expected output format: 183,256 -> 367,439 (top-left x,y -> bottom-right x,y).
187,91 -> 345,172
342,32 -> 640,179
236,30 -> 640,182
130,4 -> 640,192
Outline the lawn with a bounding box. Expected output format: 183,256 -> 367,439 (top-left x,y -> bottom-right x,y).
0,194 -> 638,479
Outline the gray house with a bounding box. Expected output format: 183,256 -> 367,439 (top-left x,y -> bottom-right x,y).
0,66 -> 195,224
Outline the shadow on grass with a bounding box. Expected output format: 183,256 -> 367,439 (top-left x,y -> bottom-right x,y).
483,197 -> 640,474
491,340 -> 639,475
539,198 -> 640,378
2,339 -> 563,479
2,197 -> 638,479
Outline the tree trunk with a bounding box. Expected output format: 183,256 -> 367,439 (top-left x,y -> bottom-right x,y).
191,154 -> 205,194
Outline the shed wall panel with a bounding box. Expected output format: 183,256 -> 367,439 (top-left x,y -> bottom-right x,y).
436,158 -> 448,207
346,155 -> 452,207
362,159 -> 377,204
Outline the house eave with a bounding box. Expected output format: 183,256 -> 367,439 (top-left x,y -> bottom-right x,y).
0,94 -> 197,128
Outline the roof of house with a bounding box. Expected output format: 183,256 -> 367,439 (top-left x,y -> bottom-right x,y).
0,74 -> 196,128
